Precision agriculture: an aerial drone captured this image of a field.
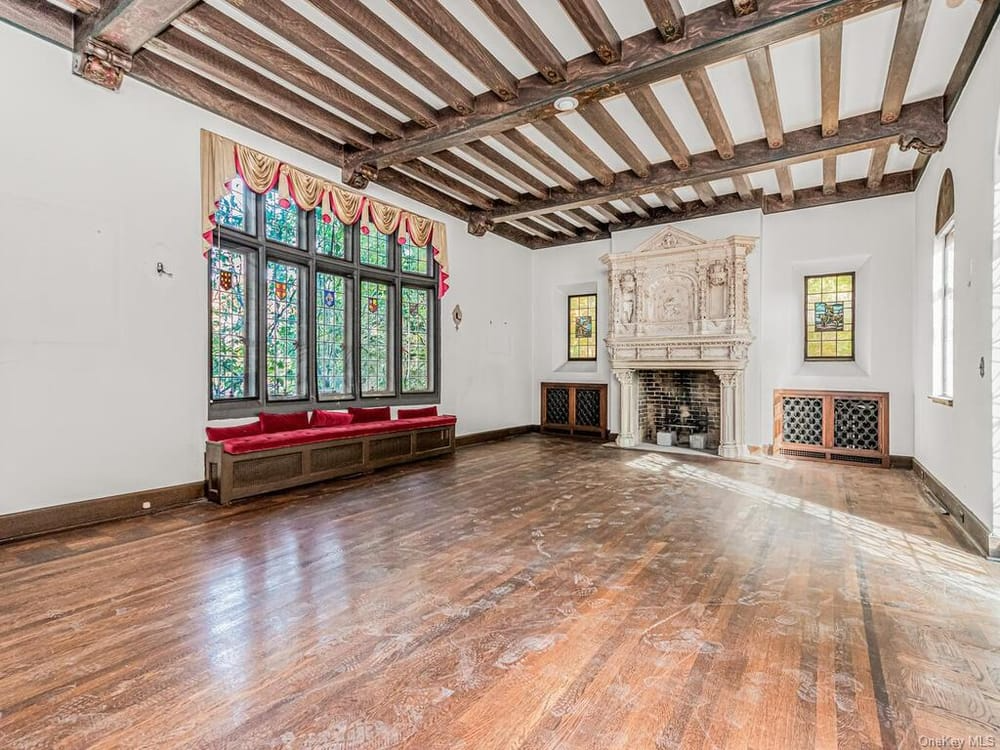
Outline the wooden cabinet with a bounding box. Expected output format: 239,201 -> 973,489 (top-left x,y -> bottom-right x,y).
773,389 -> 889,467
541,382 -> 608,439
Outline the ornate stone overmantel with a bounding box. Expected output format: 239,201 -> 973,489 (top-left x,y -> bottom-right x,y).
601,227 -> 757,458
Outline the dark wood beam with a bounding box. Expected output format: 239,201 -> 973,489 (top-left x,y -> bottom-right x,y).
375,167 -> 472,219
745,46 -> 784,148
1,0 -> 73,48
693,182 -> 718,207
912,151 -> 931,185
344,0 -> 902,172
425,151 -> 523,205
60,0 -> 100,13
822,155 -> 837,195
492,129 -> 579,191
775,165 -> 795,202
682,67 -> 736,159
491,221 -> 542,247
175,5 -> 397,141
655,190 -> 683,212
556,0 -> 621,64
456,141 -> 550,200
387,0 -> 518,100
533,117 -> 616,186
517,217 -> 556,239
867,143 -> 889,188
472,0 -> 567,84
820,22 -> 842,136
481,97 -> 945,221
763,171 -> 913,213
564,208 -> 604,232
943,0 -> 1000,120
627,86 -> 691,169
304,0 -> 474,115
531,215 -> 576,237
881,0 -> 931,124
578,101 -> 651,177
644,0 -> 685,41
589,204 -> 624,224
395,160 -> 495,211
542,213 -> 591,236
224,0 -> 437,129
732,174 -> 755,201
623,196 -> 652,217
147,28 -> 365,146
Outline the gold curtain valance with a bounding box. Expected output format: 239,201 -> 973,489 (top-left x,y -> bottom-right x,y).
201,130 -> 450,297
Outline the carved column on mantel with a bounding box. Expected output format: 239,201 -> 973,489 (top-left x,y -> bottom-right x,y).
614,369 -> 638,448
714,369 -> 748,459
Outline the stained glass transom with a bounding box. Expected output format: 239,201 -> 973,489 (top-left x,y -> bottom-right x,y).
316,210 -> 346,258
401,238 -> 430,275
265,189 -> 299,246
216,176 -> 249,233
360,226 -> 390,268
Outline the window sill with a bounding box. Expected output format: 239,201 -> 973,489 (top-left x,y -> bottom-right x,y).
927,395 -> 954,407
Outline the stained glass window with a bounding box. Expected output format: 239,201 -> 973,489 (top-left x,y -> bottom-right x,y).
265,189 -> 299,246
210,247 -> 254,399
400,236 -> 430,275
216,176 -> 250,234
402,286 -> 431,392
360,225 -> 390,268
360,279 -> 392,395
317,272 -> 351,398
316,209 -> 346,258
805,273 -> 854,361
568,294 -> 598,361
266,261 -> 303,398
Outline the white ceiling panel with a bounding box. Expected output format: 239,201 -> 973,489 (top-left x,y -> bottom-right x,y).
436,0 -> 540,79
709,178 -> 736,196
649,77 -> 716,154
908,0 -> 979,103
790,160 -> 824,189
674,186 -> 699,203
517,124 -> 593,181
706,57 -> 766,144
514,0 -> 594,61
840,6 -> 899,119
770,31 -> 822,132
837,149 -> 875,182
748,170 -> 780,195
886,144 -> 918,173
601,95 -> 672,164
558,111 -> 632,173
594,0 -> 658,38
481,135 -> 559,187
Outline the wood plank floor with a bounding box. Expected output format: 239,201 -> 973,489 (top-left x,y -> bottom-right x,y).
1,435 -> 999,749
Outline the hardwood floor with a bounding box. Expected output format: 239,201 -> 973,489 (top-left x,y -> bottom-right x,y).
1,435 -> 999,749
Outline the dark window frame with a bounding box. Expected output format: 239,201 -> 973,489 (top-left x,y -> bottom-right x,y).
209,182 -> 440,419
803,271 -> 856,363
567,293 -> 598,362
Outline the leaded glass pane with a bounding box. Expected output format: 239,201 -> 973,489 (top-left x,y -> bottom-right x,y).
211,247 -> 253,399
360,225 -> 390,268
568,294 -> 597,361
267,261 -> 303,398
805,272 -> 854,361
317,272 -> 351,398
360,279 -> 392,395
400,237 -> 430,275
316,209 -> 346,258
402,287 -> 431,393
216,176 -> 249,233
265,189 -> 299,246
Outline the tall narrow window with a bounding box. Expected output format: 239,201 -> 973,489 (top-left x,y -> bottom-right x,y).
804,273 -> 855,361
932,170 -> 956,403
360,279 -> 392,395
266,261 -> 305,399
316,272 -> 351,399
568,294 -> 598,361
265,188 -> 299,247
210,247 -> 255,399
402,286 -> 432,392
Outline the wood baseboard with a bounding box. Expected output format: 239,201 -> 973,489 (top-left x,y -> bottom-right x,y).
912,459 -> 992,559
456,425 -> 538,448
0,482 -> 206,544
889,455 -> 913,470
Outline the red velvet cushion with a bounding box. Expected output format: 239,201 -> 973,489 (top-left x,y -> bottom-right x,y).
259,411 -> 310,433
397,406 -> 438,419
222,415 -> 457,454
205,421 -> 261,442
311,410 -> 353,427
348,406 -> 391,423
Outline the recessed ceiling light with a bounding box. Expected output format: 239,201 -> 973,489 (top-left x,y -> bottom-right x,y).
553,96 -> 579,112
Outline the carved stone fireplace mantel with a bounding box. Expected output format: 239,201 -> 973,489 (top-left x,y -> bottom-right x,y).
601,227 -> 757,458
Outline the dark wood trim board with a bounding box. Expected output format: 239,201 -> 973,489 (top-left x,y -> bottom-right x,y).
456,425 -> 539,448
912,459 -> 993,559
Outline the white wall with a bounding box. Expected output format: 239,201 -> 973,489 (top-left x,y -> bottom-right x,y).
0,25 -> 533,515
912,25 -> 1000,531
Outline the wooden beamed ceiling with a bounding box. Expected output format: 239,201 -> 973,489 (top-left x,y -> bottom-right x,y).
2,0 -> 998,249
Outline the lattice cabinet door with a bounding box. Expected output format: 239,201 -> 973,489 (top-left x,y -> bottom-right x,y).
773,390 -> 889,467
541,382 -> 608,439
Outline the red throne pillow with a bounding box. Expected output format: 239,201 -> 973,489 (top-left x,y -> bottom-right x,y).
397,406 -> 438,419
348,406 -> 391,423
311,410 -> 354,427
259,411 -> 310,433
205,421 -> 261,441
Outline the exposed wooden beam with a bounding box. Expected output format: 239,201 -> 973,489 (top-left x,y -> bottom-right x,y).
763,171 -> 913,214
224,0 -> 437,129
531,215 -> 576,237
541,213 -> 590,236
912,151 -> 931,185
682,67 -> 736,159
344,0 -> 903,172
644,0 -> 685,41
518,217 -> 557,239
693,182 -> 718,207
745,46 -> 784,148
426,151 -> 523,205
627,86 -> 692,170
533,117 -> 616,186
578,101 -> 651,177
1,0 -> 73,48
457,141 -> 550,200
881,0 -> 931,124
822,155 -> 837,195
732,174 -> 755,201
60,0 -> 100,13
819,22 -> 842,136
491,221 -> 542,247
395,160 -> 495,211
867,143 -> 890,188
655,190 -> 683,212
623,196 -> 652,217
943,0 -> 1000,120
564,209 -> 603,233
775,166 -> 795,202
304,0 -> 474,115
376,167 -> 472,219
556,0 -> 621,64
492,129 -> 579,192
387,0 -> 518,101
481,97 -> 946,221
175,5 -> 398,141
589,203 -> 624,224
472,0 -> 567,84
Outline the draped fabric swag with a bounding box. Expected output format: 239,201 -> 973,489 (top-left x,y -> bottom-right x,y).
200,130 -> 450,297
